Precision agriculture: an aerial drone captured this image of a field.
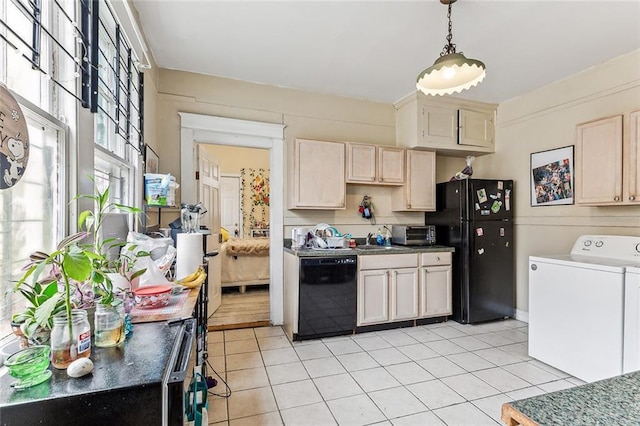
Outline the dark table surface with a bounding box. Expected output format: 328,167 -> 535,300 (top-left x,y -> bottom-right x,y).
0,321 -> 181,425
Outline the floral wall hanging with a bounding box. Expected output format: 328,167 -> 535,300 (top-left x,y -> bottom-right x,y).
240,168 -> 270,237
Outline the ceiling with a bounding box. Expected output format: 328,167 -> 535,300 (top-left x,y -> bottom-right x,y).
131,0 -> 640,105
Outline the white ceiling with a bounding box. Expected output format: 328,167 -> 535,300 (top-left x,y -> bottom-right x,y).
131,0 -> 640,104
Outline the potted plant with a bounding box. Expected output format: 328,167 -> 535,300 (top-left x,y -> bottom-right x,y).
75,182 -> 146,347
14,232 -> 93,368
11,180 -> 146,365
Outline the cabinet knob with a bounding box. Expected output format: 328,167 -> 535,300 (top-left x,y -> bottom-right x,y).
614,196 -> 620,202
408,204 -> 411,208
380,177 -> 384,182
630,196 -> 636,201
436,256 -> 440,261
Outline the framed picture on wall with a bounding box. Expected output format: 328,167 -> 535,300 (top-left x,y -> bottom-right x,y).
530,145 -> 574,206
145,144 -> 159,174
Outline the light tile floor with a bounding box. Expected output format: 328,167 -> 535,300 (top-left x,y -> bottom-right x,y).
205,320 -> 584,425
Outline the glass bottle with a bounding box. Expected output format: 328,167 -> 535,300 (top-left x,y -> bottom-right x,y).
94,303 -> 126,347
50,309 -> 91,369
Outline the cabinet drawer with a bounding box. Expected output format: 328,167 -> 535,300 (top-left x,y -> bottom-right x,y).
420,252 -> 451,266
360,254 -> 418,270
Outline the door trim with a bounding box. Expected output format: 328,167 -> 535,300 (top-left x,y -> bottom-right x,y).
180,113 -> 286,325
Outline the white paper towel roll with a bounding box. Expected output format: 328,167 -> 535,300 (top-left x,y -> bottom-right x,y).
176,233 -> 203,280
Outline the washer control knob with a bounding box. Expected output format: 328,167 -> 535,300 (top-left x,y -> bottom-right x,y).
531,264 -> 537,271
636,243 -> 640,253
584,240 -> 592,247
595,241 -> 604,248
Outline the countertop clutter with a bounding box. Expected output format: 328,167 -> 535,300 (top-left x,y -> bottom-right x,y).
502,371 -> 640,425
0,283 -> 205,425
0,321 -> 181,424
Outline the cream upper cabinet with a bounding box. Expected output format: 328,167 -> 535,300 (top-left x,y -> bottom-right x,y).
459,109 -> 494,148
346,143 -> 404,185
290,138 -> 346,209
395,93 -> 497,156
575,115 -> 625,205
419,253 -> 452,318
392,149 -> 436,211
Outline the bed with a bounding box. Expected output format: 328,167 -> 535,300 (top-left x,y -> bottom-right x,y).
220,237 -> 270,293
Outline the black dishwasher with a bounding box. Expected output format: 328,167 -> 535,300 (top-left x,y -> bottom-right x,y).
297,256 -> 357,340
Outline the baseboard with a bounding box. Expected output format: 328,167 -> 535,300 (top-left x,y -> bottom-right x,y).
515,309 -> 529,323
208,320 -> 270,332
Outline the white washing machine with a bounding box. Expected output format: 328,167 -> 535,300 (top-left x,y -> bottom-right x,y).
529,235 -> 640,383
624,265 -> 640,374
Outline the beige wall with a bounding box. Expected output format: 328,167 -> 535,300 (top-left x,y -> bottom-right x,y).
203,145 -> 269,174
437,49 -> 640,316
146,47 -> 640,317
154,69 -> 425,235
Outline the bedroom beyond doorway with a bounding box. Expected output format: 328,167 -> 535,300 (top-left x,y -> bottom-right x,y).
204,144 -> 271,330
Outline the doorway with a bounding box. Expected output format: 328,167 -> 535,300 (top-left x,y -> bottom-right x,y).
206,146 -> 271,329
179,113 -> 285,330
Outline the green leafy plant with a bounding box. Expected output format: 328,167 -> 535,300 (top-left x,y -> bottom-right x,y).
13,232 -> 92,340
11,179 -> 146,341
76,181 -> 147,307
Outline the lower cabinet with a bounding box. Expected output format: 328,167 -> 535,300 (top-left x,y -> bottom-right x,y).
357,254 -> 419,326
419,253 -> 453,318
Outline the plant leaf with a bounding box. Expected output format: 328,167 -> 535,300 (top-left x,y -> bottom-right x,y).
99,186 -> 110,211
34,294 -> 62,328
78,209 -> 91,229
57,232 -> 89,251
113,204 -> 143,214
130,268 -> 147,281
62,246 -> 92,282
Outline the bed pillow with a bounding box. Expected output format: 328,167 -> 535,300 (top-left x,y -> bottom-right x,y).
220,227 -> 230,242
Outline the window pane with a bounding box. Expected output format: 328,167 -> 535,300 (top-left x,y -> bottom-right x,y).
94,151 -> 130,206
0,116 -> 62,338
6,2 -> 43,107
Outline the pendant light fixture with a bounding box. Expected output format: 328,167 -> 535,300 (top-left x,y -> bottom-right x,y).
416,0 -> 486,96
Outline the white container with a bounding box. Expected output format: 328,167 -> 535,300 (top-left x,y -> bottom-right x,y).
326,236 -> 346,249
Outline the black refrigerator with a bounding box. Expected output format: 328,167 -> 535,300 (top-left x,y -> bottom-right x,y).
425,179 -> 514,324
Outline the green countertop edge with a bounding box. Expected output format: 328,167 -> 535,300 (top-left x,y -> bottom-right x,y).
508,371 -> 640,425
284,244 -> 455,256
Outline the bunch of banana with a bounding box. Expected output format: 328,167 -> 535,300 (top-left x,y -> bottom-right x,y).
177,265 -> 207,288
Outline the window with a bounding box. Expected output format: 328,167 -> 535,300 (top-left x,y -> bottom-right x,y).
93,0 -> 143,207
0,108 -> 66,338
0,0 -> 145,340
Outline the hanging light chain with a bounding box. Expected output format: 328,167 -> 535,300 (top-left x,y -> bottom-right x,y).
441,1 -> 457,56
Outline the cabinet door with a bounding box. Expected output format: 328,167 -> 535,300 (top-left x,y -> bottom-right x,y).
459,109 -> 494,148
292,139 -> 346,209
421,105 -> 457,146
419,265 -> 452,318
389,268 -> 419,321
405,150 -> 436,211
357,269 -> 389,326
347,143 -> 376,183
629,111 -> 640,204
575,116 -> 623,205
378,147 -> 405,185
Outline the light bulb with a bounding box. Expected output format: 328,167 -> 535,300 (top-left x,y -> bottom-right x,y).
442,67 -> 456,80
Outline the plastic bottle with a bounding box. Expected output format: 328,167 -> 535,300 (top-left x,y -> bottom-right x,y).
384,227 -> 392,246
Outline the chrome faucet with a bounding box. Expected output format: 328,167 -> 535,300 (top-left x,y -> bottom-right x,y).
366,233 -> 374,246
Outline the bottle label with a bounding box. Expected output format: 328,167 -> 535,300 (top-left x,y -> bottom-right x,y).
78,331 -> 91,353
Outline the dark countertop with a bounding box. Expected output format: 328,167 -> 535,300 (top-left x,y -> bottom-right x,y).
284,242 -> 454,257
502,371 -> 640,426
0,321 -> 182,424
